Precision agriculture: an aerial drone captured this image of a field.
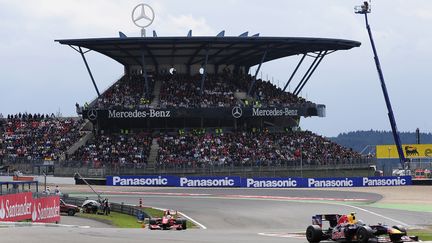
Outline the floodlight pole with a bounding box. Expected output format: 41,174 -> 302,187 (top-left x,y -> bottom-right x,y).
357,8 -> 406,167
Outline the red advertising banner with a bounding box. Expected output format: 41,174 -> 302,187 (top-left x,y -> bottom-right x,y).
32,196 -> 60,223
0,192 -> 33,222
0,193 -> 60,223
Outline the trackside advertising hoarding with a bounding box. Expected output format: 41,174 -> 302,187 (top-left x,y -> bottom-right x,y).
32,196 -> 60,223
107,175 -> 179,187
0,193 -> 60,223
0,192 -> 33,221
376,144 -> 432,159
106,176 -> 412,188
107,175 -> 241,187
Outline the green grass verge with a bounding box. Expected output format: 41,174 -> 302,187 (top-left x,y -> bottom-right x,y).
77,212 -> 143,228
368,203 -> 432,213
410,226 -> 432,241
142,207 -> 164,218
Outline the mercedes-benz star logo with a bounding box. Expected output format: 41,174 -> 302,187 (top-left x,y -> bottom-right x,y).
87,109 -> 98,121
232,106 -> 243,119
132,3 -> 155,28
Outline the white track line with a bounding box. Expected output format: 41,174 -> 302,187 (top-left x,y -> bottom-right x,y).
125,195 -> 408,226
117,193 -> 408,229
258,232 -> 305,239
334,203 -> 408,226
143,197 -> 408,227
177,211 -> 207,230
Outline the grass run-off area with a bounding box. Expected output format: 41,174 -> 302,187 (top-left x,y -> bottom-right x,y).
410,226 -> 432,241
77,207 -> 196,229
77,211 -> 143,228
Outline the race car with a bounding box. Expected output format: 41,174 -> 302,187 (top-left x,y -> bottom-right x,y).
81,200 -> 101,214
148,210 -> 187,230
306,213 -> 419,243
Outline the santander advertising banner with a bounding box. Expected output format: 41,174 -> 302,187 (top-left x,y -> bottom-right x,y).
0,192 -> 33,222
0,192 -> 60,223
32,197 -> 60,223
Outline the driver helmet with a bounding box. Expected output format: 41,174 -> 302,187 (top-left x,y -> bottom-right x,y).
347,212 -> 357,224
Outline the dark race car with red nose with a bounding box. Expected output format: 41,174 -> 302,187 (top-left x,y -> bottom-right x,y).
306,214 -> 419,243
148,210 -> 187,230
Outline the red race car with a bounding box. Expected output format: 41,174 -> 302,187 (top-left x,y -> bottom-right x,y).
149,210 -> 187,230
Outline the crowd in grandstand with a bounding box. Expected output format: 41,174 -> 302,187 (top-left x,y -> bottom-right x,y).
0,71 -> 358,169
0,112 -> 362,168
0,114 -> 84,161
95,75 -> 154,109
0,117 -> 4,163
251,79 -> 311,106
68,133 -> 152,168
0,115 -> 364,169
90,72 -> 313,110
156,130 -> 361,169
159,74 -> 239,108
233,75 -> 312,107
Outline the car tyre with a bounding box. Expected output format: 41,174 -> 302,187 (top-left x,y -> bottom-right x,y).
306,225 -> 323,243
67,209 -> 75,216
182,219 -> 187,230
357,226 -> 373,243
149,219 -> 157,230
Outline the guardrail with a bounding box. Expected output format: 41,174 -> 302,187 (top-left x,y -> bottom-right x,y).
62,195 -> 150,219
3,157 -> 375,178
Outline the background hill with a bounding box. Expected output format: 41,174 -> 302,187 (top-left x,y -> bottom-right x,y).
328,130 -> 432,153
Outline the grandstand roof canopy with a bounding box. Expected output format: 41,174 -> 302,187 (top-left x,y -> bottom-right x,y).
56,36 -> 360,67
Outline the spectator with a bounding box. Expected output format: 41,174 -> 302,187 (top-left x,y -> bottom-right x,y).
70,132 -> 152,168
45,186 -> 51,195
156,130 -> 362,169
95,74 -> 155,109
93,73 -> 314,109
54,185 -> 61,195
1,115 -> 84,161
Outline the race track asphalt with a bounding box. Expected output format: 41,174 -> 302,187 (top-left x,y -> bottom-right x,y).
2,188 -> 431,243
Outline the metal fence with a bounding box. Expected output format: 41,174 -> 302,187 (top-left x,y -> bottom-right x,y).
409,160 -> 432,170
2,157 -> 375,178
0,181 -> 39,196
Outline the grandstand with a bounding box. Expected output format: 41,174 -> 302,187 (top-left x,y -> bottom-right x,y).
0,34 -> 374,177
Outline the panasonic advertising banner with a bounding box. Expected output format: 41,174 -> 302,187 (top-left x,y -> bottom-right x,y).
106,176 -> 411,188
107,175 -> 178,186
107,175 -> 241,187
178,176 -> 241,187
244,177 -> 300,188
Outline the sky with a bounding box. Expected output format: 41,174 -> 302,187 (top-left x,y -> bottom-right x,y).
0,0 -> 431,137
